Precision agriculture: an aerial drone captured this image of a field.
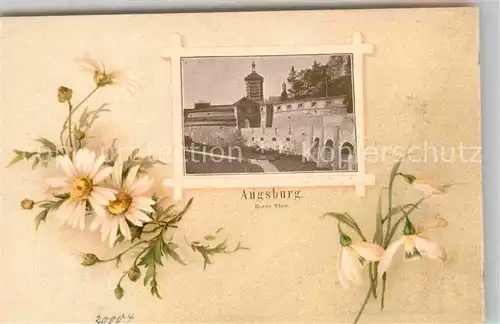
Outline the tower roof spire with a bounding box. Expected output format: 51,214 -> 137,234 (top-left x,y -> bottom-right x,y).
252,60 -> 256,72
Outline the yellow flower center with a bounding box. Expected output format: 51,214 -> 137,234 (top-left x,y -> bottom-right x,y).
107,192 -> 133,216
70,178 -> 93,200
94,71 -> 113,87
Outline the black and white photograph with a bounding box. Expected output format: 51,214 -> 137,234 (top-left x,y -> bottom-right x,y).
182,54 -> 358,175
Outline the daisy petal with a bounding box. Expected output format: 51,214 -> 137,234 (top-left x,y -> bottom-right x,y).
379,237 -> 405,275
108,219 -> 119,247
90,216 -> 103,231
55,200 -> 74,224
132,197 -> 155,207
131,209 -> 152,223
414,236 -> 447,261
119,216 -> 132,240
129,177 -> 154,196
89,190 -> 111,207
56,155 -> 76,179
93,167 -> 113,184
92,186 -> 116,201
88,195 -> 106,217
100,218 -> 112,241
124,166 -> 140,190
125,211 -> 143,226
46,176 -> 70,189
89,155 -> 106,179
112,154 -> 124,187
76,201 -> 86,230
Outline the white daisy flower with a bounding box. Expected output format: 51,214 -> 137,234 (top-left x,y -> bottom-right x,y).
337,233 -> 384,289
75,53 -> 138,90
47,149 -> 116,230
90,154 -> 155,246
379,217 -> 448,275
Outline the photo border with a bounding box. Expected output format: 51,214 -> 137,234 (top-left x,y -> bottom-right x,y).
162,32 -> 375,200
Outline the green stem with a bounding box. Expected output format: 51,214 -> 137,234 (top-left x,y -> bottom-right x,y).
370,262 -> 378,299
383,175 -> 397,247
353,286 -> 373,324
99,240 -> 148,263
133,246 -> 150,266
117,271 -> 127,287
380,273 -> 387,310
59,87 -> 99,149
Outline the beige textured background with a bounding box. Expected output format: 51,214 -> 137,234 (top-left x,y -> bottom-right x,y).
0,8 -> 483,324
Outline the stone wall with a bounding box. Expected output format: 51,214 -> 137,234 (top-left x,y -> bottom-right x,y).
184,125 -> 241,147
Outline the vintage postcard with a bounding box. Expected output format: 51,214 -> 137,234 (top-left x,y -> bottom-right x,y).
0,7 -> 483,324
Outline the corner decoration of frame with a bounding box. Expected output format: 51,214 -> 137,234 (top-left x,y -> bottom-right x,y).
162,32 -> 375,201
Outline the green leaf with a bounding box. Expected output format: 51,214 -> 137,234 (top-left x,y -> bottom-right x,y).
322,212 -> 357,230
32,157 -> 40,169
114,233 -> 125,246
36,137 -> 58,152
52,194 -> 70,210
6,152 -> 24,168
106,139 -> 119,163
79,104 -> 111,130
131,148 -> 140,158
163,198 -> 194,226
143,263 -> 156,286
374,190 -> 384,245
130,225 -> 144,242
163,241 -> 186,265
23,151 -> 37,161
154,239 -> 164,266
35,208 -> 50,231
38,202 -> 53,209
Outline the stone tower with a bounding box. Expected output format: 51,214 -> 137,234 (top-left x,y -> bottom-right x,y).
244,60 -> 264,102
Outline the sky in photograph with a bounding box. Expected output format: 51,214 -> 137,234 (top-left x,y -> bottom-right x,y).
181,55 -> 333,108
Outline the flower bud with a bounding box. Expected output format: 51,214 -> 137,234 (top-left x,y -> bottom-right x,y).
114,285 -> 124,300
400,173 -> 416,184
21,199 -> 35,210
403,219 -> 417,235
339,232 -> 352,247
57,86 -> 73,103
75,129 -> 86,140
127,265 -> 141,282
81,253 -> 99,266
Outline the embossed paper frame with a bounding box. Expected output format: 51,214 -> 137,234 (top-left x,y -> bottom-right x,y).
162,32 -> 375,201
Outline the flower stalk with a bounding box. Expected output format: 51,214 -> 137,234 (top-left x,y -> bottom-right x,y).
324,157 -> 452,323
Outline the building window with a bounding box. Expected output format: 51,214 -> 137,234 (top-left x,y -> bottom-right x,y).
260,137 -> 264,141
272,137 -> 276,142
261,107 -> 264,112
286,138 -> 290,142
247,107 -> 253,114
286,104 -> 292,110
276,105 -> 281,111
325,100 -> 331,105
343,99 -> 348,105
298,103 -> 304,109
311,101 -> 317,107
251,137 -> 255,141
